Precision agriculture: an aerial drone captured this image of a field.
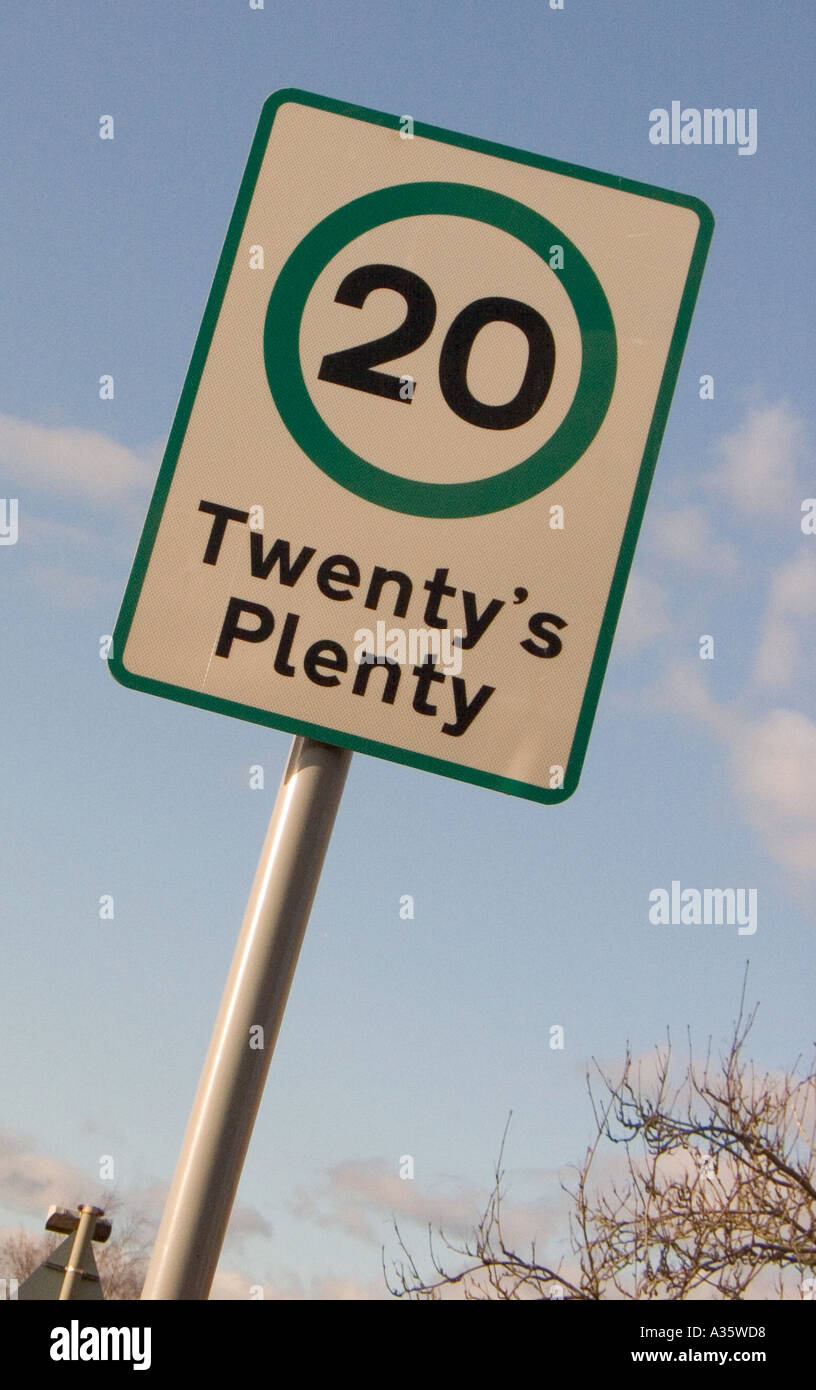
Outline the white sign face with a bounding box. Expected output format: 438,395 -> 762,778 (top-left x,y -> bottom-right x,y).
111,89 -> 713,803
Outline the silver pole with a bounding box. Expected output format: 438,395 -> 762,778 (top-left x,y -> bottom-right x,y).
141,735 -> 351,1300
58,1205 -> 103,1300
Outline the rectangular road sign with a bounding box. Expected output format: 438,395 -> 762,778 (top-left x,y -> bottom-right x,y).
111,89 -> 713,803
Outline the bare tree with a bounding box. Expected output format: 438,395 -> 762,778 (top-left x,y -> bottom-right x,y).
386,976 -> 816,1300
0,1228 -> 54,1285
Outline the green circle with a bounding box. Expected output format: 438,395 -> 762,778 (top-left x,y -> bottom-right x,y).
264,181 -> 616,518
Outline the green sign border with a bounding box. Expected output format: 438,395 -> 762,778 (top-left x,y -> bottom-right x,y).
110,87 -> 714,806
264,180 -> 616,517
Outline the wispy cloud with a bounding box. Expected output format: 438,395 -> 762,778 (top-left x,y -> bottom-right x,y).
707,401 -> 806,517
290,1157 -> 561,1257
29,566 -> 108,609
209,1267 -> 389,1300
615,573 -> 671,653
0,1128 -> 93,1218
733,708 -> 816,881
752,552 -> 816,691
0,413 -> 154,504
654,661 -> 816,885
646,505 -> 740,578
0,413 -> 159,609
290,1160 -> 478,1243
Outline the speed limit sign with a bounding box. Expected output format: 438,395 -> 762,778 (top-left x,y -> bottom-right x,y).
111,89 -> 713,803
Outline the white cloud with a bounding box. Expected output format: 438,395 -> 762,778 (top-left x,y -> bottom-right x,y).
647,505 -> 740,578
709,401 -> 806,516
223,1201 -> 272,1245
290,1157 -> 561,1266
615,573 -> 671,653
753,552 -> 816,690
290,1159 -> 479,1243
0,414 -> 159,608
0,1129 -> 92,1218
0,413 -> 153,503
30,566 -> 108,609
654,662 -> 816,884
209,1267 -> 265,1301
652,659 -> 729,735
732,709 -> 816,880
21,516 -> 99,550
209,1267 -> 389,1300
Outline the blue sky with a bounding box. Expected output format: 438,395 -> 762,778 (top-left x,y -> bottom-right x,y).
1,1 -> 814,1298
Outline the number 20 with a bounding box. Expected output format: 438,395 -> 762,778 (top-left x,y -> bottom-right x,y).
318,263 -> 556,431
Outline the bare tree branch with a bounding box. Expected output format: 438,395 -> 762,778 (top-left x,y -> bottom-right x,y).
387,974 -> 816,1301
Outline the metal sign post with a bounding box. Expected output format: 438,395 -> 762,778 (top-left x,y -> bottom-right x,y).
58,1206 -> 104,1301
141,736 -> 351,1300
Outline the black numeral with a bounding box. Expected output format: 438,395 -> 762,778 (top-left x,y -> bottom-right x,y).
318,264 -> 436,402
318,265 -> 556,429
439,296 -> 555,430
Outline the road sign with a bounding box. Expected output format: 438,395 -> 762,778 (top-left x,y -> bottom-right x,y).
111,89 -> 713,803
